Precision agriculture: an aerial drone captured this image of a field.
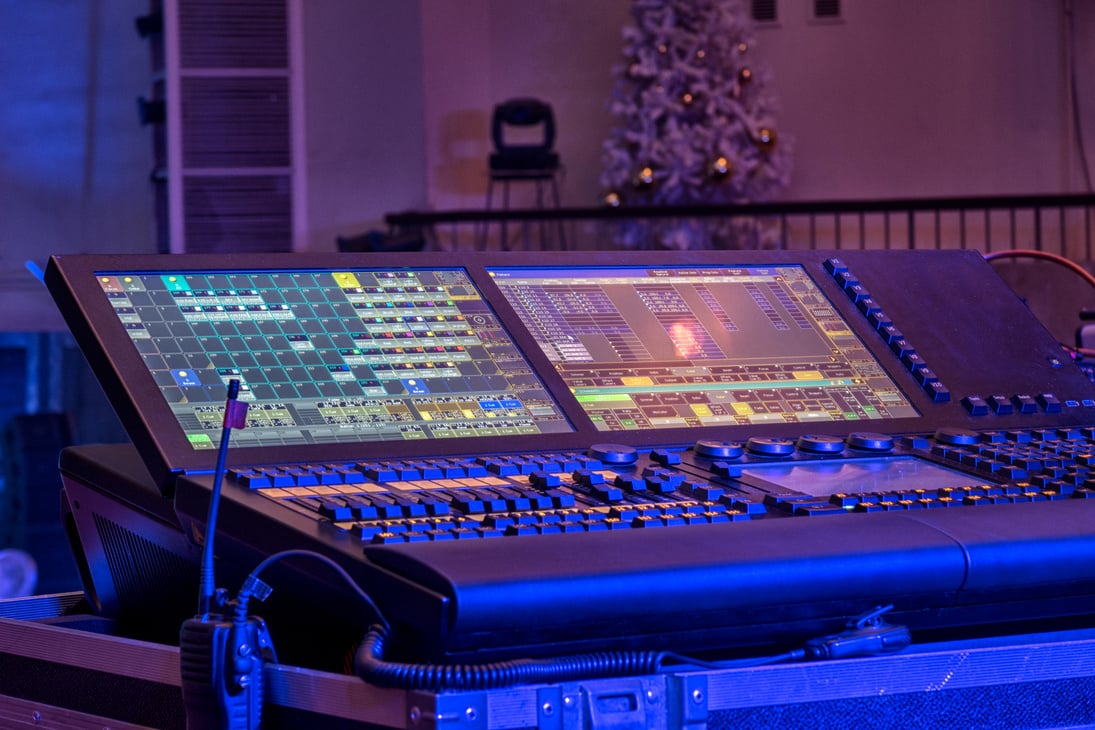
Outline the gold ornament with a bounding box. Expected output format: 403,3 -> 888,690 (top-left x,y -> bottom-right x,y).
755,127 -> 777,153
657,44 -> 668,54
738,67 -> 753,85
696,49 -> 706,60
681,92 -> 694,106
737,42 -> 749,54
708,156 -> 733,181
603,191 -> 622,208
632,166 -> 656,190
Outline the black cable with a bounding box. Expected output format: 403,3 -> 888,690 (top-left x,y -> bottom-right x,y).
233,549 -> 391,636
1065,0 -> 1093,192
354,605 -> 911,691
354,624 -> 668,692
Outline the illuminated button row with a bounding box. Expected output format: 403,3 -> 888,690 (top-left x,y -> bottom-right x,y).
824,258 -> 950,403
767,483 -> 1080,517
960,392 -> 1072,416
355,502 -> 751,543
229,451 -> 603,488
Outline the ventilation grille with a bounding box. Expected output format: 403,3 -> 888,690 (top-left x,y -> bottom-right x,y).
164,0 -> 294,252
181,76 -> 290,168
178,0 -> 288,69
94,512 -> 197,613
813,0 -> 842,20
751,0 -> 778,22
183,175 -> 293,253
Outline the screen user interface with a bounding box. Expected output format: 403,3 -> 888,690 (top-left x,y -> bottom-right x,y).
489,265 -> 919,431
96,267 -> 573,449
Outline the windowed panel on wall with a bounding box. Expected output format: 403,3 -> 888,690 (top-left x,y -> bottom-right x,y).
147,0 -> 303,253
751,0 -> 843,25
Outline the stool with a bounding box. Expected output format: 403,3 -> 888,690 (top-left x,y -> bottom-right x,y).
482,98 -> 565,250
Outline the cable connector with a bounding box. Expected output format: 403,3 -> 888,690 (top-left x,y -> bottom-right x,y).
240,574 -> 273,603
803,605 -> 911,660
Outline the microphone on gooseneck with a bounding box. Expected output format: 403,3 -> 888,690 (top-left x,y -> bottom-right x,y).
179,379 -> 274,730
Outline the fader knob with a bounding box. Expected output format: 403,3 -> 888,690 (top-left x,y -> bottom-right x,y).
693,439 -> 745,460
588,443 -> 638,466
845,432 -> 896,452
745,437 -> 796,457
796,434 -> 846,454
933,428 -> 979,446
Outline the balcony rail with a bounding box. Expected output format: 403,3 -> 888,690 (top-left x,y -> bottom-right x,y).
383,193 -> 1095,262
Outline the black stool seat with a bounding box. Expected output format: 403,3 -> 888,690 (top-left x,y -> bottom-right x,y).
483,98 -> 565,250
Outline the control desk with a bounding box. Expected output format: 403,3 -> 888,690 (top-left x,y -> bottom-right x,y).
46,248 -> 1095,667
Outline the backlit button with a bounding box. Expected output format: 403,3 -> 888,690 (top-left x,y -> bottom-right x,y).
856,297 -> 882,315
529,470 -> 561,488
915,368 -> 939,386
925,381 -> 951,402
711,461 -> 743,479
794,503 -> 847,516
572,468 -> 604,486
899,435 -> 931,450
835,270 -> 859,289
878,325 -> 904,345
845,284 -> 870,303
689,483 -> 724,501
590,484 -> 624,502
1037,393 -> 1062,413
727,498 -> 766,515
1011,394 -> 1038,414
889,338 -> 915,358
987,395 -> 1014,415
824,258 -> 848,275
650,448 -> 682,465
901,352 -> 927,371
234,472 -> 272,488
484,460 -> 519,476
868,310 -> 893,330
961,395 -> 990,416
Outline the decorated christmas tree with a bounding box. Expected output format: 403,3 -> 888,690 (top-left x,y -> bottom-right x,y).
600,0 -> 793,249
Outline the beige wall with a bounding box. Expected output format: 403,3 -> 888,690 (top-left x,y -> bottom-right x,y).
4,0 -> 1092,322
415,0 -> 1089,212
301,0 -> 428,249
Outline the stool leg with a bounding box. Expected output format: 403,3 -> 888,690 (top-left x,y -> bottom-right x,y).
550,176 -> 565,249
501,180 -> 510,250
481,178 -> 495,250
534,180 -> 546,250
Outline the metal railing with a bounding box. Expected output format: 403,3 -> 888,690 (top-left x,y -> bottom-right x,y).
384,193 -> 1095,262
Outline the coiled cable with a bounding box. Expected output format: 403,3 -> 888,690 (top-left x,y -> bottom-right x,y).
354,624 -> 668,691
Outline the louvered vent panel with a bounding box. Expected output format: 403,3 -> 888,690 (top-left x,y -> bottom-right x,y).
181,76 -> 290,168
752,0 -> 778,22
178,0 -> 288,69
814,0 -> 841,19
183,175 -> 292,252
94,512 -> 197,612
